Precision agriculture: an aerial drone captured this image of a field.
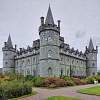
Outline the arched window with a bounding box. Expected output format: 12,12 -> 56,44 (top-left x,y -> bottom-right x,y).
72,60 -> 74,64
27,69 -> 30,75
33,69 -> 36,76
48,67 -> 52,76
27,59 -> 30,64
5,53 -> 8,56
92,63 -> 95,67
5,62 -> 8,65
60,68 -> 63,77
92,72 -> 95,75
48,50 -> 52,57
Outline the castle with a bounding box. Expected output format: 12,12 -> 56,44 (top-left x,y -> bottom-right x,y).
2,6 -> 98,77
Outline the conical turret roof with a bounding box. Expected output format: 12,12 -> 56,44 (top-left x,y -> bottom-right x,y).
7,34 -> 13,48
45,5 -> 54,25
88,38 -> 94,50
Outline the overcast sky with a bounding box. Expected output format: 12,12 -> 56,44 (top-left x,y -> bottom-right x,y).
0,0 -> 100,70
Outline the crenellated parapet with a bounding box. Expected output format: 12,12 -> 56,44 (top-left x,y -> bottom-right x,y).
2,34 -> 16,73
15,39 -> 40,59
59,42 -> 86,60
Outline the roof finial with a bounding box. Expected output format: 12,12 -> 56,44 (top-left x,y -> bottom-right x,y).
45,4 -> 54,25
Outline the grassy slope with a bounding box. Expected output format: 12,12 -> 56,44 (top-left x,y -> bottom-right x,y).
79,86 -> 100,96
45,96 -> 80,100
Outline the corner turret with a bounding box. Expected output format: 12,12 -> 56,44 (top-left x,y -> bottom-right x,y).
2,34 -> 16,73
85,38 -> 98,76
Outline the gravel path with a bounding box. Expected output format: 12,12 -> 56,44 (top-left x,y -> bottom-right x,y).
19,84 -> 100,100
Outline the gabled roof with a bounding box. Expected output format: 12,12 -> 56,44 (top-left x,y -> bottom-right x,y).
7,34 -> 13,48
45,5 -> 54,25
88,38 -> 94,50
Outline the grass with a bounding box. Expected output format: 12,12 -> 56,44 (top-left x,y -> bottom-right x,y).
45,96 -> 80,100
78,86 -> 100,96
8,91 -> 37,100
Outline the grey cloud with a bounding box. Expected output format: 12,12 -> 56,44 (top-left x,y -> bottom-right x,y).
75,30 -> 87,39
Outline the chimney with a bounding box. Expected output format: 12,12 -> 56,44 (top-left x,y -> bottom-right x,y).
40,17 -> 44,25
4,42 -> 7,47
15,45 -> 17,51
58,20 -> 61,30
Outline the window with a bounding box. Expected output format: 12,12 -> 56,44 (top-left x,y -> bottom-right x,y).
33,57 -> 35,62
48,67 -> 52,76
61,57 -> 63,61
27,59 -> 30,64
72,60 -> 74,64
5,62 -> 8,65
22,60 -> 24,65
17,61 -> 18,66
27,70 -> 30,75
48,50 -> 52,57
92,63 -> 95,67
60,68 -> 63,77
92,72 -> 95,75
48,34 -> 52,42
33,69 -> 36,76
5,53 -> 8,56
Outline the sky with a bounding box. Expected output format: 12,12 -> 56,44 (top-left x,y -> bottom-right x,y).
0,0 -> 100,70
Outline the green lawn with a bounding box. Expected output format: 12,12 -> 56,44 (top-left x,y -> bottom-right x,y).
45,96 -> 80,100
78,86 -> 100,96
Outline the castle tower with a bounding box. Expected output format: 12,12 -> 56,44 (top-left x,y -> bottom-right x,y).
39,5 -> 60,77
85,38 -> 98,76
2,34 -> 16,73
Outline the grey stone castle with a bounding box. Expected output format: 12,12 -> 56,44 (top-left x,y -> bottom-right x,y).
2,6 -> 98,77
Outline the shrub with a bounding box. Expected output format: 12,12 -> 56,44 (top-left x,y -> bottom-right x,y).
65,80 -> 75,86
25,75 -> 34,81
62,76 -> 72,81
72,78 -> 86,85
95,75 -> 100,83
42,77 -> 66,88
0,80 -> 32,100
80,79 -> 87,85
33,77 -> 44,87
97,72 -> 100,75
86,76 -> 96,84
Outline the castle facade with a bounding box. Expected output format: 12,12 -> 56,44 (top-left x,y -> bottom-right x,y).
2,6 -> 98,77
